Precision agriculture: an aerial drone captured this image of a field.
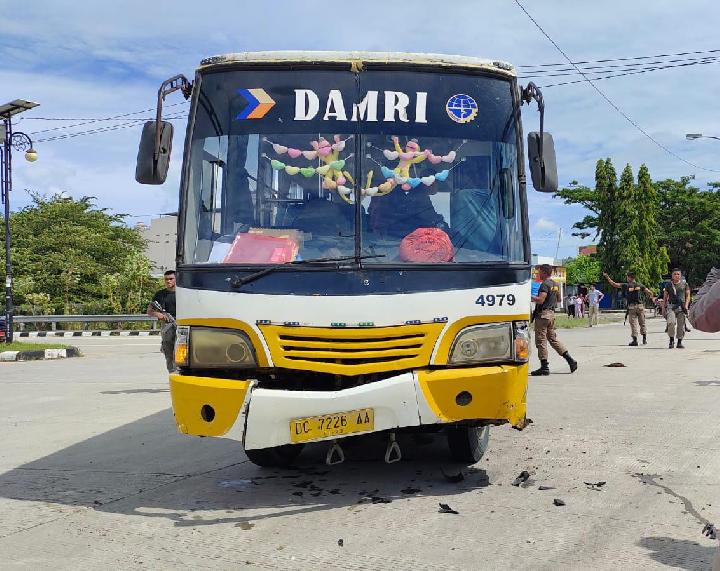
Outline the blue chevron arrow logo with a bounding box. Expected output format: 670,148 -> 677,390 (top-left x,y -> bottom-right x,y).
236,88 -> 276,120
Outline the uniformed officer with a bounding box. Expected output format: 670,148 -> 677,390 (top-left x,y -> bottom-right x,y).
603,271 -> 655,346
663,268 -> 690,349
530,264 -> 578,376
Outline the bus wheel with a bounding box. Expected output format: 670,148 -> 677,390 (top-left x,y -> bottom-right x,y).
446,425 -> 490,464
245,444 -> 304,468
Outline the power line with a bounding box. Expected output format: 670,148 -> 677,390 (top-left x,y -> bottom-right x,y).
537,59 -> 720,88
28,101 -> 189,136
34,114 -> 185,143
512,0 -> 720,174
518,47 -> 720,69
521,55 -> 720,78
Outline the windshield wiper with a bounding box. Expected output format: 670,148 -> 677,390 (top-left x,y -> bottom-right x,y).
229,254 -> 386,288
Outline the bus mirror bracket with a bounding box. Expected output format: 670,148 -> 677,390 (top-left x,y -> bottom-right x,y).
135,74 -> 192,185
521,82 -> 558,193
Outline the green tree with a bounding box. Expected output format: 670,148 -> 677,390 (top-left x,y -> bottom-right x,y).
634,164 -> 669,287
0,193 -> 157,313
614,164 -> 642,277
565,254 -> 602,285
655,178 -> 720,285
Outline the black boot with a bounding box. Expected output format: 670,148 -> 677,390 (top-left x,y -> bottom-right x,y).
629,337 -> 638,346
676,339 -> 684,349
531,359 -> 550,376
669,337 -> 675,349
562,352 -> 578,373
642,334 -> 647,345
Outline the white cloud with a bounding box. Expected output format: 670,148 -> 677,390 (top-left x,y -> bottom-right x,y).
534,218 -> 560,232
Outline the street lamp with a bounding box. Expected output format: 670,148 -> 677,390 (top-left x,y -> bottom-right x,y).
1,99 -> 39,343
686,133 -> 720,141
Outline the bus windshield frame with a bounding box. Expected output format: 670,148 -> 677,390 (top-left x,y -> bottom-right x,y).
178,64 -> 529,271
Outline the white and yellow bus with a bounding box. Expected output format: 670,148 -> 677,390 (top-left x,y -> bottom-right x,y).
136,52 -> 557,467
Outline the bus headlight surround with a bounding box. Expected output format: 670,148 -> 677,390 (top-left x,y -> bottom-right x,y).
513,321 -> 530,362
189,327 -> 257,368
175,326 -> 190,367
449,323 -> 513,364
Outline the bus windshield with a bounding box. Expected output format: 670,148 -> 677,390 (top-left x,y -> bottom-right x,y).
182,67 -> 525,266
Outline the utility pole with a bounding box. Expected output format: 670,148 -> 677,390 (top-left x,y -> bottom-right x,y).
1,99 -> 39,343
554,228 -> 562,261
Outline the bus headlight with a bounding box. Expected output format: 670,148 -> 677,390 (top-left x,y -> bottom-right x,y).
189,328 -> 257,368
449,323 -> 513,364
175,326 -> 190,367
513,321 -> 530,362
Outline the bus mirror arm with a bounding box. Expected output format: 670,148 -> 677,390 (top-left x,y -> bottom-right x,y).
135,74 -> 192,185
521,82 -> 558,193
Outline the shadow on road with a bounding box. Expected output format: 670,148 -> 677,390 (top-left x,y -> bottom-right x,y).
0,409 -> 490,528
638,536 -> 715,571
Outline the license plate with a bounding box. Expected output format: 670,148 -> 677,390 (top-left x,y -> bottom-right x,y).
290,408 -> 375,443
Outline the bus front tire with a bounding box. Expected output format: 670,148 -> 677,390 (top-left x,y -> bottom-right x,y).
245,444 -> 304,468
446,425 -> 490,464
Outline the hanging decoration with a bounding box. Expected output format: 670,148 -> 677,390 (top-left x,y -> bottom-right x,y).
265,135 -> 353,191
263,135 -> 467,204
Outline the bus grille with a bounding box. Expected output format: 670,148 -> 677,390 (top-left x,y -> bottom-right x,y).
259,324 -> 445,376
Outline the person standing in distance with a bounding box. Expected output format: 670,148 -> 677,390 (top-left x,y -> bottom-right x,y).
587,284 -> 604,327
147,270 -> 177,372
663,268 -> 691,349
530,264 -> 578,376
603,271 -> 654,346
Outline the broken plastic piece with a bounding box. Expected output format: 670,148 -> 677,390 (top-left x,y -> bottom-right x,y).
512,470 -> 531,486
326,441 -> 345,466
384,432 -> 402,464
438,502 -> 459,514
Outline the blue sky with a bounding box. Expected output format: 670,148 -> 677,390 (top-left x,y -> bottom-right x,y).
2,0 -> 719,259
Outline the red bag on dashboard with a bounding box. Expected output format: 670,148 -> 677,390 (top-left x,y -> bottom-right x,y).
399,227 -> 454,263
223,233 -> 298,264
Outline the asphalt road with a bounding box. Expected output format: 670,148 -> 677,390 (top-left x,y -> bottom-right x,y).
1,317 -> 719,570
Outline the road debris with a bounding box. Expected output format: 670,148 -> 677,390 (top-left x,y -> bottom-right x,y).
441,467 -> 465,483
604,362 -> 626,367
338,539 -> 344,547
400,487 -> 422,495
358,495 -> 392,504
538,485 -> 555,491
513,417 -> 534,431
438,503 -> 459,514
512,470 -> 531,487
584,481 -> 607,490
553,498 -> 566,507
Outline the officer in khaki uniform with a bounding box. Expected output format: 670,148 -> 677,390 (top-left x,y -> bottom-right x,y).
604,271 -> 655,346
530,264 -> 578,376
663,268 -> 690,349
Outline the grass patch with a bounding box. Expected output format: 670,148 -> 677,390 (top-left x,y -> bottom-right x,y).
554,315 -> 618,329
1,341 -> 70,352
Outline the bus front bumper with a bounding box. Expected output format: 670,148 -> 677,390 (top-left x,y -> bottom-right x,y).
169,364 -> 528,450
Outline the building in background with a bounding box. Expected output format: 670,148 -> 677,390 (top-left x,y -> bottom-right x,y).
531,255 -> 567,308
578,245 -> 597,256
138,214 -> 177,277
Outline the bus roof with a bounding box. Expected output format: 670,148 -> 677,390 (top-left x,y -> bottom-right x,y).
199,51 -> 516,77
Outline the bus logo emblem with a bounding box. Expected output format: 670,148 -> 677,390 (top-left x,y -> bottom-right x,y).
446,94 -> 478,124
236,88 -> 276,120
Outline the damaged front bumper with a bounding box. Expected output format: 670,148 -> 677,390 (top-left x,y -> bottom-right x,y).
169,363 -> 528,450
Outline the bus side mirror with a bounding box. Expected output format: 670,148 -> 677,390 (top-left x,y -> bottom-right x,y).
135,120 -> 173,185
527,132 -> 558,193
